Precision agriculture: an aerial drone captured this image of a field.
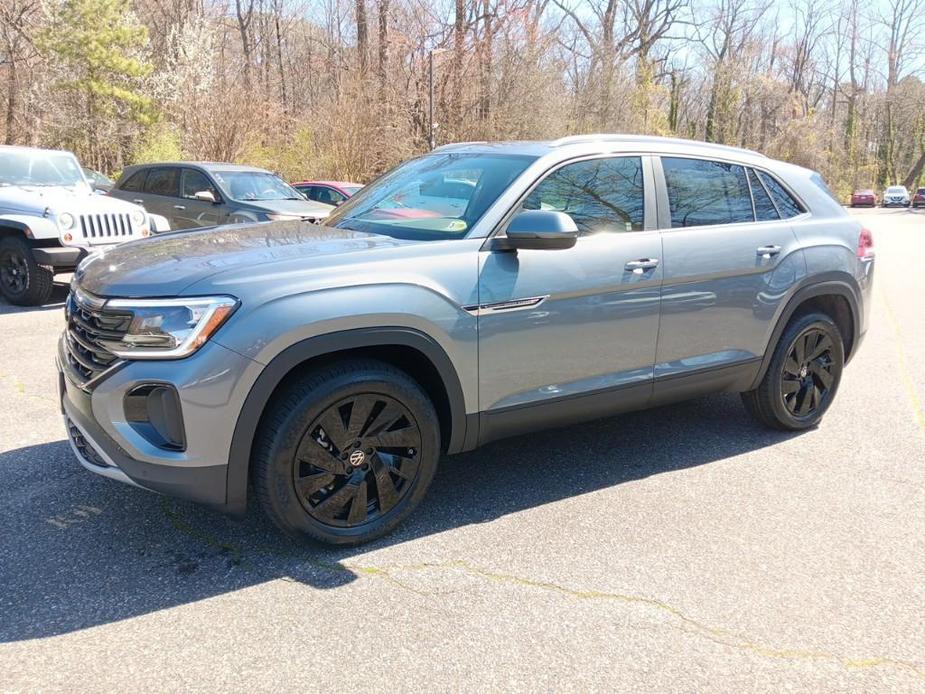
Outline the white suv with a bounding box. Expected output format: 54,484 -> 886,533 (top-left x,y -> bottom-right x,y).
882,185 -> 911,207
0,146 -> 168,305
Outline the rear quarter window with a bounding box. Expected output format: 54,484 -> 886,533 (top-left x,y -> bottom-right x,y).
120,170 -> 147,192
757,171 -> 804,218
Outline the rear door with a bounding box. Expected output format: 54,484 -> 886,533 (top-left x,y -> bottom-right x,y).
652,156 -> 804,398
476,155 -> 663,438
139,166 -> 182,225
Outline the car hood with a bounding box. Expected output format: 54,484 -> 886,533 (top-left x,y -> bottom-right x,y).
75,220 -> 412,297
238,198 -> 334,218
0,184 -> 142,216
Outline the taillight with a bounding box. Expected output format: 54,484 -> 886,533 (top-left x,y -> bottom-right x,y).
857,228 -> 874,259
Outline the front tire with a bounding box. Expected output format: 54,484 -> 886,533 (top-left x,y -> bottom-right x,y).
0,236 -> 54,306
252,359 -> 440,546
742,312 -> 844,431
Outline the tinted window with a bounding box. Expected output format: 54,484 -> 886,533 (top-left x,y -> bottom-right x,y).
758,171 -> 803,218
522,157 -> 645,233
181,169 -> 217,200
120,170 -> 147,192
748,168 -> 779,221
144,167 -> 180,197
662,157 -> 753,227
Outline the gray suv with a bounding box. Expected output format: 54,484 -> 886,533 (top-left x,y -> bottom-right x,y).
110,162 -> 333,230
58,135 -> 875,545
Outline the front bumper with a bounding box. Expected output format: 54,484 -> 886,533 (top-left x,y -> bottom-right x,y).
57,333 -> 261,512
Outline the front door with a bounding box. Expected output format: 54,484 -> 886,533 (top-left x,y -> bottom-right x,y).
476,155 -> 663,441
176,168 -> 225,229
652,156 -> 805,398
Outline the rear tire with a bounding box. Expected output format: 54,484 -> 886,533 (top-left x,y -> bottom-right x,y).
742,312 -> 844,431
252,359 -> 440,546
0,236 -> 54,306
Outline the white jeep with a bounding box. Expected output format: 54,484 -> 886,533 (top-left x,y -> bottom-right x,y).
0,145 -> 169,305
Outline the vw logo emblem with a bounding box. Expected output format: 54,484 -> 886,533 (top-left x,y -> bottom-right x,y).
349,450 -> 366,467
799,365 -> 809,378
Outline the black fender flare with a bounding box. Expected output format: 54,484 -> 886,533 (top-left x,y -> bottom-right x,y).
750,274 -> 861,390
224,327 -> 468,516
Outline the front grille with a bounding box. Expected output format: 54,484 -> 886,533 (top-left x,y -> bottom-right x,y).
78,213 -> 135,240
64,290 -> 132,385
66,416 -> 111,468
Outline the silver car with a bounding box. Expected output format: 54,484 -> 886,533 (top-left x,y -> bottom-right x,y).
59,135 -> 874,545
110,162 -> 334,230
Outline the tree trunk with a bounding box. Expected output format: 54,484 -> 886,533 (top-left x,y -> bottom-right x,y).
452,0 -> 465,134
356,0 -> 368,74
4,54 -> 15,144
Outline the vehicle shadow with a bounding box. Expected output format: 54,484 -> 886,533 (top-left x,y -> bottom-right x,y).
0,393 -> 799,642
0,281 -> 69,315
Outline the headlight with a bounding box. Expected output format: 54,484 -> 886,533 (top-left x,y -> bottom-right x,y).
266,213 -> 302,221
131,210 -> 147,226
104,296 -> 238,359
59,212 -> 76,230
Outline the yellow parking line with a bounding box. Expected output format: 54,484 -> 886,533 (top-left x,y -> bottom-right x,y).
879,288 -> 925,433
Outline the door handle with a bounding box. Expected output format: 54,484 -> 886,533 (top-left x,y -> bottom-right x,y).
756,245 -> 781,258
174,205 -> 186,210
132,199 -> 144,204
624,258 -> 660,274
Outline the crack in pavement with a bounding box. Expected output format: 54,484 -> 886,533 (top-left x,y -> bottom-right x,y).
159,501 -> 925,682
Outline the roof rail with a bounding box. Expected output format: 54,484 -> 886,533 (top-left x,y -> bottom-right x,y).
549,133 -> 767,157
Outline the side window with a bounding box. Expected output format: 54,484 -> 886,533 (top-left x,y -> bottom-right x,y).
144,167 -> 180,197
757,171 -> 804,218
521,156 -> 645,234
181,169 -> 217,200
747,168 -> 779,221
316,187 -> 346,205
661,157 -> 754,227
120,170 -> 147,193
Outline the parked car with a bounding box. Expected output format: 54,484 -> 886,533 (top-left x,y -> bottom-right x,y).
292,180 -> 363,206
882,185 -> 911,207
110,162 -> 334,231
0,145 -> 167,305
82,167 -> 114,193
850,189 -> 876,207
912,187 -> 925,208
59,135 -> 874,545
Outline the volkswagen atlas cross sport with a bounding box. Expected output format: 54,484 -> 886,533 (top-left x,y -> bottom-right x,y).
58,135 -> 875,545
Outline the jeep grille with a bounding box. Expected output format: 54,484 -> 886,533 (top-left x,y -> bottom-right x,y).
78,213 -> 135,240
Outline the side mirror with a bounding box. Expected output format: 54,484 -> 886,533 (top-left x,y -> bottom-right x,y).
496,210 -> 579,250
193,190 -> 217,203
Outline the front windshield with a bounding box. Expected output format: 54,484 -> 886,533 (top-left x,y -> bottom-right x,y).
326,153 -> 536,240
214,170 -> 303,202
0,150 -> 88,188
886,186 -> 905,193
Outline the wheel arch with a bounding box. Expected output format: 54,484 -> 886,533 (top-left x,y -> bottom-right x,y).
224,327 -> 469,516
750,274 -> 861,390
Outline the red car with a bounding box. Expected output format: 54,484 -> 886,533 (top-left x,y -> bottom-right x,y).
913,187 -> 925,209
850,189 -> 877,207
291,180 -> 363,207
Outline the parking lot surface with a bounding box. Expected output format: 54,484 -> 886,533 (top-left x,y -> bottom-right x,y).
1,208 -> 923,692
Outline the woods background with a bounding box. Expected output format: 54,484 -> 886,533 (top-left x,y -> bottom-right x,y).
2,0 -> 924,196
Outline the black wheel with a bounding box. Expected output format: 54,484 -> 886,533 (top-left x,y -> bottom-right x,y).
0,236 -> 54,306
742,312 -> 844,431
252,359 -> 440,546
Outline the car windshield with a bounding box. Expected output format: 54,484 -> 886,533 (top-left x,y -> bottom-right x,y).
0,149 -> 88,189
326,153 -> 536,240
343,185 -> 363,195
886,186 -> 906,194
213,170 -> 303,202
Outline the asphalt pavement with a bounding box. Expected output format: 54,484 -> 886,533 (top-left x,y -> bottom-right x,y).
1,207 -> 923,692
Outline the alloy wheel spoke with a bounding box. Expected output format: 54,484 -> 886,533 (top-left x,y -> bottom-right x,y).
297,438 -> 347,474
317,406 -> 350,452
794,334 -> 807,364
365,401 -> 405,437
370,454 -> 399,514
313,479 -> 360,521
346,480 -> 368,525
373,426 -> 419,448
807,335 -> 832,361
346,396 -> 375,441
784,356 -> 801,377
796,384 -> 813,415
782,378 -> 801,396
811,362 -> 833,389
297,471 -> 335,497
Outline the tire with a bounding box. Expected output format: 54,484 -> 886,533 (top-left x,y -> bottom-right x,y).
0,236 -> 54,306
252,359 -> 440,546
742,312 -> 845,431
